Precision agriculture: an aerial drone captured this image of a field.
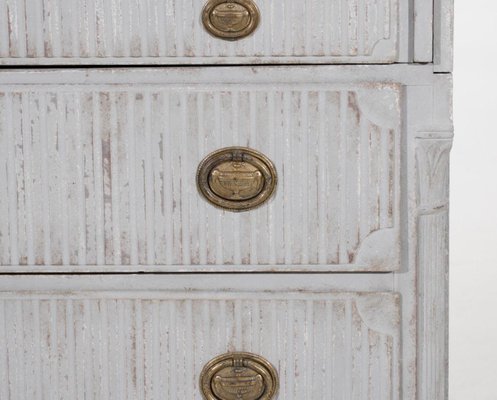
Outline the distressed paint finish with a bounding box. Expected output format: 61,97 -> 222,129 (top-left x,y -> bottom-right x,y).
388,72 -> 453,400
0,0 -> 402,64
0,0 -> 455,391
413,0 -> 433,62
0,289 -> 400,400
434,0 -> 454,71
0,72 -> 401,272
416,134 -> 453,400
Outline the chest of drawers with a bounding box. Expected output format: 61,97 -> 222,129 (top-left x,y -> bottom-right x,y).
0,1 -> 453,399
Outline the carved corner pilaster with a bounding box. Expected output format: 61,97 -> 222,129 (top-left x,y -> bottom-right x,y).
416,135 -> 453,214
416,133 -> 453,400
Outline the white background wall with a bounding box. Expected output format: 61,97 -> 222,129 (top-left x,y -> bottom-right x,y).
450,1 -> 497,399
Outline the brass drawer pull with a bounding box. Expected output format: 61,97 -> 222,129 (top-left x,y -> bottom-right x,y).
196,147 -> 277,212
200,352 -> 279,400
202,0 -> 260,41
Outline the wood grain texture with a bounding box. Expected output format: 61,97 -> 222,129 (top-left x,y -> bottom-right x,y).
0,71 -> 401,272
0,289 -> 400,400
0,0 -> 401,64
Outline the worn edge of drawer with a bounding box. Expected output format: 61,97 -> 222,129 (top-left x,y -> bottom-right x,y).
0,57 -> 402,66
0,64 -> 438,84
0,273 -> 396,293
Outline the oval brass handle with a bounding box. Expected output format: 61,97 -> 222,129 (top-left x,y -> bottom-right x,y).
196,147 -> 277,212
200,352 -> 279,400
202,0 -> 260,41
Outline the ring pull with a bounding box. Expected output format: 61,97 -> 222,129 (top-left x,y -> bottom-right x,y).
200,352 -> 279,400
196,147 -> 277,212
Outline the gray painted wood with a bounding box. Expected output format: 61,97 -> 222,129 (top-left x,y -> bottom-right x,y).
434,0 -> 454,71
0,65 -> 453,400
414,0 -> 434,62
0,288 -> 400,400
0,0 -> 416,65
0,68 -> 403,272
0,0 -> 454,397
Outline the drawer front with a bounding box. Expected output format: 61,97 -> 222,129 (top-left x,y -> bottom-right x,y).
0,288 -> 400,400
0,68 -> 401,272
0,0 -> 404,64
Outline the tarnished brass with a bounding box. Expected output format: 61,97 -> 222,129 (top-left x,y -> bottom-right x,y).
202,0 -> 260,41
200,352 -> 279,400
196,147 -> 277,212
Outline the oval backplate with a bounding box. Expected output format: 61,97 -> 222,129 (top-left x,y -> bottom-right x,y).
200,352 -> 279,400
197,147 -> 277,212
202,0 -> 260,41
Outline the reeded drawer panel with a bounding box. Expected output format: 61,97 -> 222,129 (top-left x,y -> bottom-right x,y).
0,288 -> 400,400
0,0 -> 405,64
0,67 -> 402,272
